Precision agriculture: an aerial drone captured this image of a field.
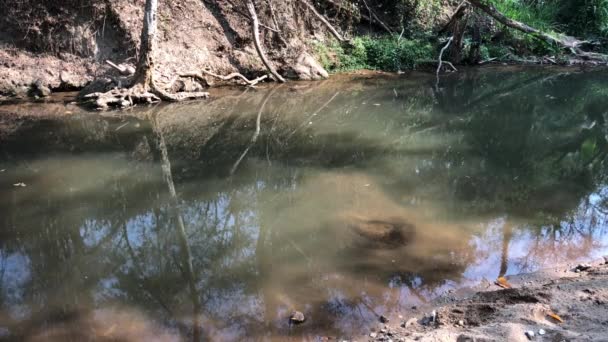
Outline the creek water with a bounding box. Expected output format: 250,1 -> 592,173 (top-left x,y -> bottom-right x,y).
1,67 -> 608,341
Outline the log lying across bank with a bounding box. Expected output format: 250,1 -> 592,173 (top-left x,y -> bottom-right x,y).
468,0 -> 608,61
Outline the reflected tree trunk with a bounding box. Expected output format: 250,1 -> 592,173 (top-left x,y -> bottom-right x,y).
151,111 -> 203,341
499,223 -> 513,277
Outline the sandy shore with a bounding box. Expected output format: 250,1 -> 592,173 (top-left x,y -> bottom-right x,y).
363,257 -> 608,342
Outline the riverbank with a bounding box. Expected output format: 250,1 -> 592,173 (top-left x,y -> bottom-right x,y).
362,258 -> 608,342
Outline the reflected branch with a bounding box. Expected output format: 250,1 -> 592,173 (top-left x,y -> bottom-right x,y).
230,85 -> 281,175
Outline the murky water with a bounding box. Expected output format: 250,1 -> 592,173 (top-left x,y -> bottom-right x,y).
1,67 -> 608,341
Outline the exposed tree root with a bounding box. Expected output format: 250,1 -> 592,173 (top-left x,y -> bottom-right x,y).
180,71 -> 268,87
84,80 -> 209,110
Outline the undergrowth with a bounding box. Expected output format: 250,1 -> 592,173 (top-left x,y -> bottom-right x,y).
313,36 -> 433,73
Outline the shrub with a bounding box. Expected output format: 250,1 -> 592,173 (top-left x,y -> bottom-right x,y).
313,36 -> 434,73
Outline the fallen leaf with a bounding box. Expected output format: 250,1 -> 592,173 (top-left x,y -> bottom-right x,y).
495,276 -> 512,289
547,312 -> 564,323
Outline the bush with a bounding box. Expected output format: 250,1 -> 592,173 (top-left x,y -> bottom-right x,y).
313,36 -> 434,73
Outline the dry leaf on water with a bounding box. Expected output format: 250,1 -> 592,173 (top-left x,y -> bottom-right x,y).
547,312 -> 564,323
495,276 -> 512,289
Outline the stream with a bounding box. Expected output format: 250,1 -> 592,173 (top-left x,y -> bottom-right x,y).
1,66 -> 608,341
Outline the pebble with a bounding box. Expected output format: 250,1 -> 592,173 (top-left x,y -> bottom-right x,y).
289,311 -> 306,324
574,263 -> 592,272
525,331 -> 535,340
370,332 -> 378,338
538,329 -> 546,335
380,315 -> 390,323
458,320 -> 465,326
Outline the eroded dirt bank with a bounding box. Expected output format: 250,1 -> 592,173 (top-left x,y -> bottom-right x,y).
363,259 -> 608,342
0,0 -> 451,98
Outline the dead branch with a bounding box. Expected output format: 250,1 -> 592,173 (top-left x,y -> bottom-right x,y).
246,0 -> 286,83
297,0 -> 348,42
436,36 -> 454,91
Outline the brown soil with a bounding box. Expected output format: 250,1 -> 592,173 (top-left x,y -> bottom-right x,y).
365,259 -> 608,342
0,0 -> 371,95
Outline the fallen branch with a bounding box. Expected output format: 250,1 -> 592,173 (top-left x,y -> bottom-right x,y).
297,0 -> 348,42
246,0 -> 286,83
468,0 -> 608,61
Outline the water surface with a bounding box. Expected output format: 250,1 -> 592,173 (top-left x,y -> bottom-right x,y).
1,67 -> 608,341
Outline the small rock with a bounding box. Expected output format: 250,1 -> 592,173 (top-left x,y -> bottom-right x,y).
405,318 -> 417,328
370,332 -> 378,338
525,331 -> 535,340
538,329 -> 546,335
289,311 -> 306,324
379,315 -> 389,323
31,79 -> 51,97
380,328 -> 388,334
602,255 -> 608,264
574,263 -> 592,272
458,320 -> 465,326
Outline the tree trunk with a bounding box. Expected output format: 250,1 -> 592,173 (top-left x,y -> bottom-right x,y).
134,0 -> 158,88
246,0 -> 286,83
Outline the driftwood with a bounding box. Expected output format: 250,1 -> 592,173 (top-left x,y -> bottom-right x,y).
298,0 -> 348,42
246,0 -> 286,83
468,0 -> 608,61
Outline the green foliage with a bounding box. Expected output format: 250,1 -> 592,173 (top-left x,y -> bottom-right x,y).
554,0 -> 608,37
313,36 -> 434,72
